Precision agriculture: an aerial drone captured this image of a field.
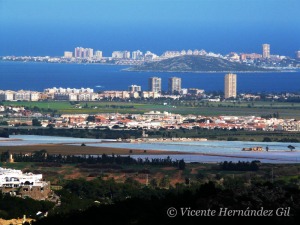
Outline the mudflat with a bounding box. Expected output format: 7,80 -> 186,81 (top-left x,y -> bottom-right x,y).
0,144 -> 190,155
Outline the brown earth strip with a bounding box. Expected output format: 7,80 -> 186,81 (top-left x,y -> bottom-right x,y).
0,144 -> 193,156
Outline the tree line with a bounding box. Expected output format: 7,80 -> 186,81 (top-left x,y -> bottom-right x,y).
0,129 -> 9,138
220,161 -> 260,171
1,150 -> 185,170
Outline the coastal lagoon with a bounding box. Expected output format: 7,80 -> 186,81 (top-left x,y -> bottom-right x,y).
1,61 -> 300,93
0,135 -> 111,146
93,140 -> 300,154
86,140 -> 300,164
1,135 -> 300,163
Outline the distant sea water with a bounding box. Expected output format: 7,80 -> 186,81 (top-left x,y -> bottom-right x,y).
0,61 -> 300,93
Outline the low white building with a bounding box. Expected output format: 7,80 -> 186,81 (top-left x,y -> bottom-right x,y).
0,167 -> 45,189
141,91 -> 161,98
30,92 -> 40,101
54,93 -> 78,101
0,91 -> 15,101
130,92 -> 140,98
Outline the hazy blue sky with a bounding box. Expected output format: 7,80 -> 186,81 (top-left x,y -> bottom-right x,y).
1,0 -> 299,56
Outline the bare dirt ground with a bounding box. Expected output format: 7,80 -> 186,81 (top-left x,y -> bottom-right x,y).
0,144 -> 191,156
0,218 -> 34,225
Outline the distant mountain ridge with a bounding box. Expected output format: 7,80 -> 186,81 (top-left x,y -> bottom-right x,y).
127,55 -> 274,72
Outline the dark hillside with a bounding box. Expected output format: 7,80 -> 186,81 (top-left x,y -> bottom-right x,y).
127,55 -> 274,72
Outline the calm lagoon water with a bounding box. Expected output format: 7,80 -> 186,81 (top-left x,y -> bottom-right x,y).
1,135 -> 300,163
91,140 -> 300,154
86,141 -> 300,163
0,135 -> 113,146
1,61 -> 300,93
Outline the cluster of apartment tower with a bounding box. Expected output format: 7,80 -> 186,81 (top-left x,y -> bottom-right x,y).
64,44 -> 281,61
0,74 -> 236,101
64,48 -> 158,61
148,74 -> 237,99
146,77 -> 182,94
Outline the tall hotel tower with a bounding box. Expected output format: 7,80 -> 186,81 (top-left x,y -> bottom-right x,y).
148,77 -> 162,93
296,51 -> 300,59
224,73 -> 237,99
74,47 -> 94,58
262,44 -> 270,59
168,77 -> 182,94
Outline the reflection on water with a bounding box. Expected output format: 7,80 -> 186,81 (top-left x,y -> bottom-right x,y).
88,141 -> 300,154
1,135 -> 300,163
84,140 -> 300,163
0,135 -> 114,146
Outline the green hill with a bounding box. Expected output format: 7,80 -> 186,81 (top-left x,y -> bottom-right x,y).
127,55 -> 273,72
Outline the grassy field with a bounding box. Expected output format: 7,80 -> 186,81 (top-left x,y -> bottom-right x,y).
2,100 -> 300,118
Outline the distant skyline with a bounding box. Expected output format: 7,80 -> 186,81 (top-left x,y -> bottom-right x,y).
1,0 -> 299,56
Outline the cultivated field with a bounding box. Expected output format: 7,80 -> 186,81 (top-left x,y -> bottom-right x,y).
2,100 -> 300,118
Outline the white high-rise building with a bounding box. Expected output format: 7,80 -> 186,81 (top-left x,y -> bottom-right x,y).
85,48 -> 93,58
296,50 -> 300,59
148,77 -> 162,93
95,51 -> 103,59
74,47 -> 93,58
75,47 -> 84,58
224,73 -> 237,99
112,51 -> 124,59
132,50 -> 143,60
123,51 -> 130,59
262,44 -> 270,59
168,77 -> 181,94
112,51 -> 131,59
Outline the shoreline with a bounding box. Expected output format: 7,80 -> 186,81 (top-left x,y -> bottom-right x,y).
0,138 -> 22,142
122,68 -> 295,73
0,143 -> 298,156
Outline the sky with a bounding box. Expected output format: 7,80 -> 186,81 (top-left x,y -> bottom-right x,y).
0,0 -> 299,56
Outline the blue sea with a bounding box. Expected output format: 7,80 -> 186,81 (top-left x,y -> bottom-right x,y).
0,61 -> 300,93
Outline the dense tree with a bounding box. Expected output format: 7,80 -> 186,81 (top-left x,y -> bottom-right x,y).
263,137 -> 272,142
0,129 -> 9,138
31,181 -> 300,225
86,115 -> 95,122
12,151 -> 186,169
288,145 -> 296,151
178,159 -> 186,170
0,193 -> 54,220
32,118 -> 42,126
220,161 -> 259,171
